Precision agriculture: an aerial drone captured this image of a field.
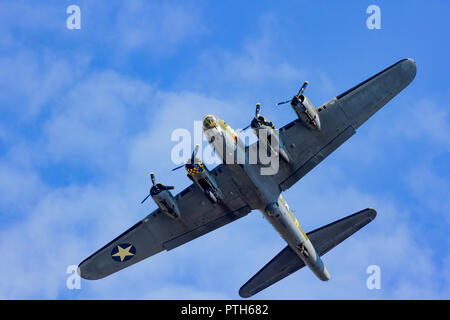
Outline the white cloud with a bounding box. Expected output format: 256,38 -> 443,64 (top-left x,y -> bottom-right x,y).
390,99 -> 450,149
113,0 -> 207,55
0,3 -> 448,300
174,13 -> 307,105
1,79 -> 449,300
41,70 -> 153,171
0,162 -> 47,218
0,51 -> 90,119
247,180 -> 449,299
0,1 -> 206,65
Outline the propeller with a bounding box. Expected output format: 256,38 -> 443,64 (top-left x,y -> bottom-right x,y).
141,172 -> 174,204
243,103 -> 264,131
150,171 -> 157,186
297,80 -> 308,96
255,102 -> 261,118
191,144 -> 199,163
172,144 -> 200,171
276,81 -> 308,106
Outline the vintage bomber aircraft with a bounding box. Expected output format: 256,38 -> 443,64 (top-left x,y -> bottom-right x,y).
78,58 -> 416,297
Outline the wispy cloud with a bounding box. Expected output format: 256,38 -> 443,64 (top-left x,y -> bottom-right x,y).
0,2 -> 449,300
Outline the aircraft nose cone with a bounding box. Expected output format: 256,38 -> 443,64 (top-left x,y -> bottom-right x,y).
203,115 -> 217,130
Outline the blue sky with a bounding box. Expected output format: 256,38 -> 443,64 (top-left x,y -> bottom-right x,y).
0,0 -> 449,299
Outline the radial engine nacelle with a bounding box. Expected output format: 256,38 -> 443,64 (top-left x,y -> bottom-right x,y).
141,172 -> 181,220
277,81 -> 321,131
172,144 -> 224,204
243,103 -> 291,163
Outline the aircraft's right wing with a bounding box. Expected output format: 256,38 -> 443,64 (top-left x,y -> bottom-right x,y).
239,208 -> 377,298
266,59 -> 417,191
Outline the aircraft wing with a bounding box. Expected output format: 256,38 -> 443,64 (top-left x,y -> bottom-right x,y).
239,208 -> 377,298
78,164 -> 251,280
272,58 -> 416,191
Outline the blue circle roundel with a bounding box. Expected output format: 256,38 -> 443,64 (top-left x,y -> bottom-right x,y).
111,243 -> 136,262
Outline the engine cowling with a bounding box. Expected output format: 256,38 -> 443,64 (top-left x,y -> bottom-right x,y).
151,186 -> 181,220
291,94 -> 321,131
249,104 -> 290,163
141,173 -> 181,220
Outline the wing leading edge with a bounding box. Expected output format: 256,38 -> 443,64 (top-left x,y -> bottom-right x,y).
239,208 -> 377,298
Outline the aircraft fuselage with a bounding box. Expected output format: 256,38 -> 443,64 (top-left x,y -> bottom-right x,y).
202,114 -> 330,281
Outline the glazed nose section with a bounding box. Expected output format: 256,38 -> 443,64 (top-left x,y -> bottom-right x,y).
203,115 -> 217,130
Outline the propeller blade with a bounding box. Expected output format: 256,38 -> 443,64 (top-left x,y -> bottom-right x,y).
276,81 -> 308,107
141,194 -> 151,204
150,172 -> 156,186
191,144 -> 200,163
276,100 -> 291,106
164,186 -> 175,190
172,164 -> 185,171
242,124 -> 251,131
255,103 -> 261,118
298,81 -> 308,96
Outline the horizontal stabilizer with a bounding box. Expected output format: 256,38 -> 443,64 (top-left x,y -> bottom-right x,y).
239,208 -> 376,298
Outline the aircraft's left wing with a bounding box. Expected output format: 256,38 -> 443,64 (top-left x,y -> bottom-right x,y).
78,165 -> 251,280
239,208 -> 377,298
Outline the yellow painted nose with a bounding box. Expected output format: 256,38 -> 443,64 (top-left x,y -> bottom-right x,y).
203,115 -> 217,130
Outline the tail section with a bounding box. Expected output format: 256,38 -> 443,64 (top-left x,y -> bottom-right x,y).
239,208 -> 376,298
